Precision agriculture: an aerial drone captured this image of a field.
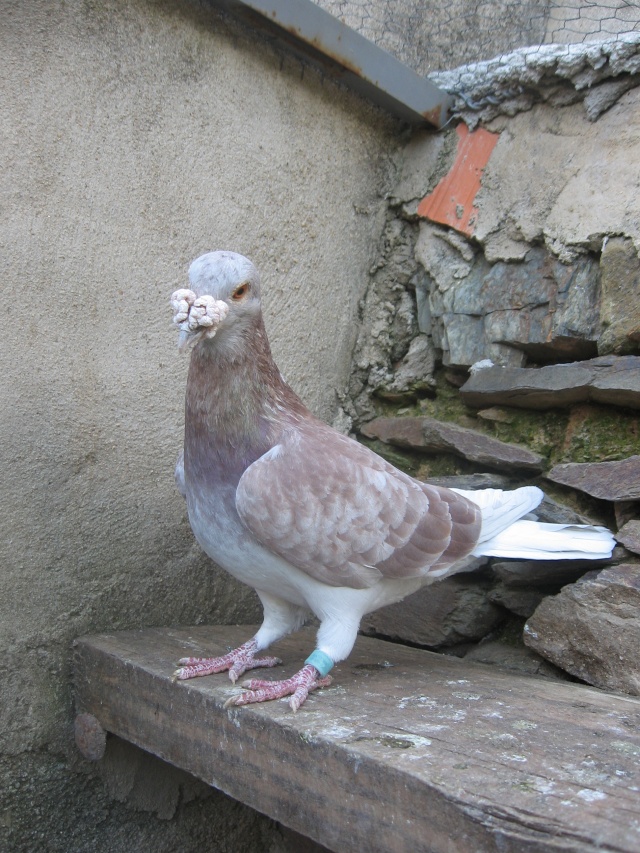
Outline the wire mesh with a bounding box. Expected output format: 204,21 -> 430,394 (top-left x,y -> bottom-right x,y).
312,1 -> 640,73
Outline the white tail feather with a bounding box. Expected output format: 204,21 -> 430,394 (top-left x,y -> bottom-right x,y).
474,520 -> 615,560
452,485 -> 615,561
452,486 -> 543,543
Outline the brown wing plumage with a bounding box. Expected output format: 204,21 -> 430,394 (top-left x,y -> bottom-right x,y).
235,422 -> 481,589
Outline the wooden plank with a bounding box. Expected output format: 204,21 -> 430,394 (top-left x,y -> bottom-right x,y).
73,625 -> 640,853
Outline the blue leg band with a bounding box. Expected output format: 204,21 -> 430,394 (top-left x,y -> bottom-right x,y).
305,650 -> 334,677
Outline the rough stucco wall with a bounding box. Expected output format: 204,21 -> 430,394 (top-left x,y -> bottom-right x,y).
0,0 -> 397,849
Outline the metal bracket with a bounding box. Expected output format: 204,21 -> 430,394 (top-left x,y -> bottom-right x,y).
216,0 -> 451,127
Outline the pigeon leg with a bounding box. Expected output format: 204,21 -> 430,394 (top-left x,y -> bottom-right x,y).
224,664 -> 333,712
173,638 -> 281,683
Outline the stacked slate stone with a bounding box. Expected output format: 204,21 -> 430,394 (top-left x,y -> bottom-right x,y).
355,357 -> 640,696
346,211 -> 640,699
343,60 -> 640,696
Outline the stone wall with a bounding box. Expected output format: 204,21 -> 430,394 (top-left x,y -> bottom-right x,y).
345,36 -> 640,700
346,35 -> 640,410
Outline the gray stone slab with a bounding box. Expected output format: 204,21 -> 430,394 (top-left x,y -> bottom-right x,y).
487,585 -> 545,618
460,355 -> 640,411
361,570 -> 501,649
546,455 -> 640,501
615,520 -> 640,556
524,565 -> 640,696
491,559 -> 601,590
361,416 -> 545,472
426,473 -> 515,490
598,236 -> 640,355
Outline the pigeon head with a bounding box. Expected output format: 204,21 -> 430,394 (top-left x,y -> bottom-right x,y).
188,251 -> 261,303
171,251 -> 263,354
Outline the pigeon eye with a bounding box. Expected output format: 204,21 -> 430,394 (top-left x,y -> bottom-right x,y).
232,283 -> 250,300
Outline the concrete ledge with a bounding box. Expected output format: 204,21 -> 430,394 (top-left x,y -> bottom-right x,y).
74,625 -> 640,853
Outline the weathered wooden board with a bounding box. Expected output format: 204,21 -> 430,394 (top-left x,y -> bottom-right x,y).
73,625 -> 640,853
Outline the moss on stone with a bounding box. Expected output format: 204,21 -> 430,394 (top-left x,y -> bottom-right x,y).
359,370 -> 639,479
557,404 -> 640,464
483,408 -> 568,462
485,403 -> 639,466
359,437 -> 476,479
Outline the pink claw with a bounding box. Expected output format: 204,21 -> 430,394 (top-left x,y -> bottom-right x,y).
173,639 -> 281,683
223,663 -> 333,712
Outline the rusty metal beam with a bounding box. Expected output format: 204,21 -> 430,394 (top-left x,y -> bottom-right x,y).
215,0 -> 451,128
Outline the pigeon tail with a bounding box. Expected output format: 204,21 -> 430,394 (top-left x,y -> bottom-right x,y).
452,485 -> 615,560
473,520 -> 616,560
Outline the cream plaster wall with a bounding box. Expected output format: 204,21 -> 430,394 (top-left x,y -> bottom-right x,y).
0,0 -> 397,848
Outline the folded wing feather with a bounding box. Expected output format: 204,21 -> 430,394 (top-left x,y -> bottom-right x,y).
235,424 -> 482,589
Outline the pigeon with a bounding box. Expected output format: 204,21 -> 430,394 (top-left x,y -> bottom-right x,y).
170,250 -> 615,711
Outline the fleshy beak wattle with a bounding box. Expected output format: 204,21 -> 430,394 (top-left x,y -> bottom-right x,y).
171,291 -> 229,351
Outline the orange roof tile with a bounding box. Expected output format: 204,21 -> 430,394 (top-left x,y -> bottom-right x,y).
417,123 -> 499,236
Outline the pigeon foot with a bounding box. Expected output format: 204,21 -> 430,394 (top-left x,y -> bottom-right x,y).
224,663 -> 333,712
173,638 -> 281,683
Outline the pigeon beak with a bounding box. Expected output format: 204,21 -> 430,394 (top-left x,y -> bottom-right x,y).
177,329 -> 194,352
177,327 -> 215,352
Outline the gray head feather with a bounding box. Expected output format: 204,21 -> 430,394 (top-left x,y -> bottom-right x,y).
188,251 -> 261,301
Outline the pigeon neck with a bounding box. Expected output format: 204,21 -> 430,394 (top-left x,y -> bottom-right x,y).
184,314 -> 304,479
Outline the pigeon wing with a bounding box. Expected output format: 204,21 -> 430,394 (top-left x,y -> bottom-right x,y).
235,425 -> 481,589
